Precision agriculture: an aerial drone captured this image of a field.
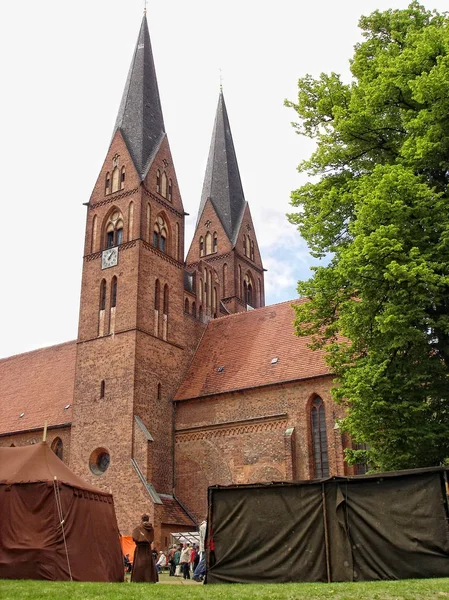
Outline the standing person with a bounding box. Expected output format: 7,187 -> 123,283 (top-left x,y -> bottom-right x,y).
167,544 -> 177,577
130,514 -> 158,583
174,544 -> 182,576
193,519 -> 207,582
180,543 -> 191,579
190,544 -> 197,575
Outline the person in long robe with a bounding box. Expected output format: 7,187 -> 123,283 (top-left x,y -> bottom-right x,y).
130,514 -> 158,583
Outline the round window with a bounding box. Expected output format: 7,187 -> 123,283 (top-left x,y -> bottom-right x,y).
89,447 -> 111,476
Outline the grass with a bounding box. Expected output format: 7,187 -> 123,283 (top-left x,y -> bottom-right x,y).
1,575 -> 449,600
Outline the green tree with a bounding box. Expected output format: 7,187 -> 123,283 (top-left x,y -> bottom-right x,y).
286,2 -> 449,470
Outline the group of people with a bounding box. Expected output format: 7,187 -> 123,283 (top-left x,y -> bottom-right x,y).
126,514 -> 207,584
166,542 -> 198,579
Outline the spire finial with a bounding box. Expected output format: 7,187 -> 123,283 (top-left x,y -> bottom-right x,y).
219,68 -> 223,92
144,0 -> 147,15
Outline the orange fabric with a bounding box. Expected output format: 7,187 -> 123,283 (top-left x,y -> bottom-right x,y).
120,535 -> 136,564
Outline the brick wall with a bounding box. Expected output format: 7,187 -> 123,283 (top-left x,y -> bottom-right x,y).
174,376 -> 346,521
0,427 -> 71,461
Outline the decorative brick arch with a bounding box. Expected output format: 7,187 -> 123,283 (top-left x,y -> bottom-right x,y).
248,465 -> 284,484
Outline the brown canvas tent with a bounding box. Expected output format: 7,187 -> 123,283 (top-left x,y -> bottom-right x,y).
206,467 -> 449,584
0,442 -> 124,582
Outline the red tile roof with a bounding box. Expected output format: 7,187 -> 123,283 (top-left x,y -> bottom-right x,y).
0,341 -> 76,436
159,495 -> 196,527
174,300 -> 330,401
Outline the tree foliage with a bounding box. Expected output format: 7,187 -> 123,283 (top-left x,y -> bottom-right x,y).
286,2 -> 449,470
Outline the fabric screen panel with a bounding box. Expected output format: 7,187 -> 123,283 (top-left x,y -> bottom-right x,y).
340,472 -> 449,581
324,483 -> 355,582
0,482 -> 68,580
207,483 -> 327,584
60,486 -> 124,582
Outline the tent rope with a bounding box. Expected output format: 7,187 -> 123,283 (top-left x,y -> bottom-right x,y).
53,477 -> 73,581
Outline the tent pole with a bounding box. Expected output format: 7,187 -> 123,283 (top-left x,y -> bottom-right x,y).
53,476 -> 73,581
322,483 -> 331,583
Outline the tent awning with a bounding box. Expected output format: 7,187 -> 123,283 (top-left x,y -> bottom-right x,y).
170,531 -> 200,545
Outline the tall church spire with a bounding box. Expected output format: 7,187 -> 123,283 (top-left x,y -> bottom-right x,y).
197,91 -> 246,246
112,14 -> 165,179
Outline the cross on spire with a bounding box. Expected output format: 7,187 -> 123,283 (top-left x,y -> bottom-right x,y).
144,0 -> 147,14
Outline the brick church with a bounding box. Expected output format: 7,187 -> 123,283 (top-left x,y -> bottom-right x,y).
0,14 -> 351,548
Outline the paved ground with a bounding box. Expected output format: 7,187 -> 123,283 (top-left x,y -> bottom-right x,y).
125,572 -> 202,585
158,573 -> 202,585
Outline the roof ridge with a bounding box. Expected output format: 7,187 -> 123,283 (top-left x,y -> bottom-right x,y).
0,340 -> 77,363
210,297 -> 304,323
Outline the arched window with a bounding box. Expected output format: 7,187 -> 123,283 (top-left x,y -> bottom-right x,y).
146,203 -> 151,242
244,274 -> 253,307
175,223 -> 179,261
243,234 -> 247,256
116,221 -> 123,245
199,305 -> 203,321
199,236 -> 204,257
238,265 -> 242,299
156,169 -> 161,193
105,172 -> 111,195
223,263 -> 228,297
213,232 -> 218,253
91,215 -> 98,253
107,223 -> 114,248
111,167 -> 120,193
111,277 -> 117,308
213,288 -> 218,318
184,298 -> 189,313
205,231 -> 212,255
168,179 -> 173,202
128,202 -> 134,241
154,279 -> 160,338
199,279 -> 203,303
157,383 -> 162,401
100,380 -> 105,399
192,302 -> 196,317
163,285 -> 169,315
105,210 -> 124,249
251,240 -> 255,261
161,172 -> 168,198
120,167 -> 126,190
311,396 -> 329,478
154,279 -> 160,310
246,235 -> 251,258
51,437 -> 63,461
154,215 -> 168,253
100,280 -> 106,311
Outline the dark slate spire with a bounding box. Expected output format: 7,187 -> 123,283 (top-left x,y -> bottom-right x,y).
197,91 -> 246,246
112,14 -> 165,179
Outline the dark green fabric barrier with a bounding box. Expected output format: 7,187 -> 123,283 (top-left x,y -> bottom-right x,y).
206,468 -> 449,584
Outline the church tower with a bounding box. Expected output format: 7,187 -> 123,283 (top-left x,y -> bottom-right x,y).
70,13 -> 197,543
186,91 -> 265,317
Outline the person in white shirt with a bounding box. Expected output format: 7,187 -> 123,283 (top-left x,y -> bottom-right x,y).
156,550 -> 167,574
179,543 -> 192,579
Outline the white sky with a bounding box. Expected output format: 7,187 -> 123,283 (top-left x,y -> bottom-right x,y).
1,0 -> 446,359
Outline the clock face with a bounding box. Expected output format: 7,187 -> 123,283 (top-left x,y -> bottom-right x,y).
101,247 -> 118,269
